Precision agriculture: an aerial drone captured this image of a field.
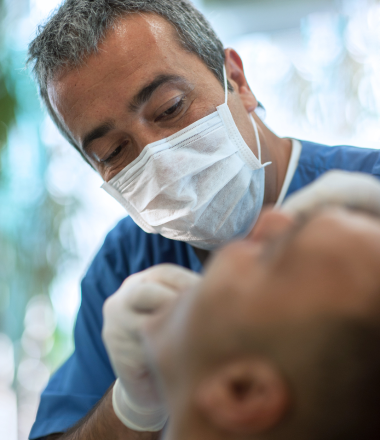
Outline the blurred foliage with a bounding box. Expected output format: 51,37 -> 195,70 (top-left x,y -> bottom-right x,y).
0,68 -> 17,160
0,0 -> 17,175
0,0 -> 79,372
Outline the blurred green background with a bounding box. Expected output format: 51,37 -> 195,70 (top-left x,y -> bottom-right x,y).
0,0 -> 379,438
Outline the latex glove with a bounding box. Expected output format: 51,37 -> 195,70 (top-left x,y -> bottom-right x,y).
102,264 -> 201,432
282,170 -> 380,217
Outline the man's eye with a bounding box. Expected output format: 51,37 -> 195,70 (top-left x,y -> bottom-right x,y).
102,144 -> 123,164
156,98 -> 185,122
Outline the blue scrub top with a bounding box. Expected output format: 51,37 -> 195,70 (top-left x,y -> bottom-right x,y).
30,141 -> 380,439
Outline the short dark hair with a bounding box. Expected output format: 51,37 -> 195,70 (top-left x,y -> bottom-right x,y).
259,318 -> 380,440
207,317 -> 380,440
309,318 -> 380,440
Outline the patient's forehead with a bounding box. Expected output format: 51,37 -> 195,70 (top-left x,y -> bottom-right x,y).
261,207 -> 379,265
196,207 -> 380,324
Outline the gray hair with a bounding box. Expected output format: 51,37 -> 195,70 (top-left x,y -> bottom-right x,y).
27,0 -> 226,159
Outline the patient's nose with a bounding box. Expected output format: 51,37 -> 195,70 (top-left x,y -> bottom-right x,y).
247,208 -> 294,243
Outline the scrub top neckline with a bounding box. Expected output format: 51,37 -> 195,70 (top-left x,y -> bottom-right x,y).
275,139 -> 303,207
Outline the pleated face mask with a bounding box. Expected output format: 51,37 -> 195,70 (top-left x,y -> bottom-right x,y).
102,66 -> 270,250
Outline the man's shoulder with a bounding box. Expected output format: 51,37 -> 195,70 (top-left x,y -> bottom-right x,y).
299,140 -> 380,175
89,216 -> 141,268
86,216 -> 153,282
98,215 -> 192,264
101,215 -> 145,251
287,140 -> 380,198
85,216 -> 202,293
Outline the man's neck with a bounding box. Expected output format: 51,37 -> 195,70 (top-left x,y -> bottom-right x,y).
253,114 -> 292,206
191,246 -> 211,266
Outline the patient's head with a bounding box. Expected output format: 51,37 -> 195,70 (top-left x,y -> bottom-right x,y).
146,205 -> 380,440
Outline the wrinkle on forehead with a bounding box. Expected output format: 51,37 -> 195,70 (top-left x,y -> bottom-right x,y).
47,13 -> 181,144
112,12 -> 172,41
207,208 -> 380,320
262,207 -> 380,274
52,11 -> 175,80
50,17 -> 161,97
50,57 -> 146,119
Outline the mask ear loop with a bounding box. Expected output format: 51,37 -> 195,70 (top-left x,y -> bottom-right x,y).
250,114 -> 262,164
223,64 -> 270,168
223,65 -> 228,104
252,113 -> 271,168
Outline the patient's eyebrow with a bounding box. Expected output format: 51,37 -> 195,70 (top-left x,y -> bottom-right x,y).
82,121 -> 115,155
260,216 -> 309,265
129,74 -> 185,112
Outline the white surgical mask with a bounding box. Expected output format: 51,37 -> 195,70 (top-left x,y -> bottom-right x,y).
102,67 -> 270,250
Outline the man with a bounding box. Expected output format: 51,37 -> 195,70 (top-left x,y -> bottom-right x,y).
104,171 -> 380,440
27,0 -> 380,438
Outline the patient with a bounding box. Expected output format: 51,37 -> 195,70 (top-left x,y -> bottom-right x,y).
143,172 -> 380,440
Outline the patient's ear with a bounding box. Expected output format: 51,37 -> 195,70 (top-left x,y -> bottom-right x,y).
195,358 -> 290,434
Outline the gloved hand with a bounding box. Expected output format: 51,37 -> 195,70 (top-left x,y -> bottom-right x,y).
282,170 -> 380,216
102,264 -> 201,432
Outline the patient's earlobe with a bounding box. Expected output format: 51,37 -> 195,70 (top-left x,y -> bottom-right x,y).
195,358 -> 290,434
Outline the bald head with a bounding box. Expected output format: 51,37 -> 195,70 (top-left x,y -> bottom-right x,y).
144,204 -> 380,440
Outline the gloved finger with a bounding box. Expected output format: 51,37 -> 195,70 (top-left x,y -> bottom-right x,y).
103,281 -> 178,329
282,170 -> 380,217
126,282 -> 179,313
125,264 -> 202,293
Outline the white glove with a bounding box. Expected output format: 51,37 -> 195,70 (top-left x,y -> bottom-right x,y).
282,170 -> 380,217
102,264 -> 201,432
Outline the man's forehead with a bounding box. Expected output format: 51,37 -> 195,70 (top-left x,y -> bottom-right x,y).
46,12 -> 193,143
48,13 -> 180,98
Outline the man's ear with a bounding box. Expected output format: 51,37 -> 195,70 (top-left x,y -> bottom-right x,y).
195,358 -> 290,434
224,48 -> 258,114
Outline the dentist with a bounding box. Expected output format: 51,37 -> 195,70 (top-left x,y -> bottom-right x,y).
27,1 -> 380,439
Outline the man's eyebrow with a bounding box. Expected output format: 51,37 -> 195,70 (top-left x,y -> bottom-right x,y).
81,75 -> 186,154
129,74 -> 185,112
82,121 -> 115,155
